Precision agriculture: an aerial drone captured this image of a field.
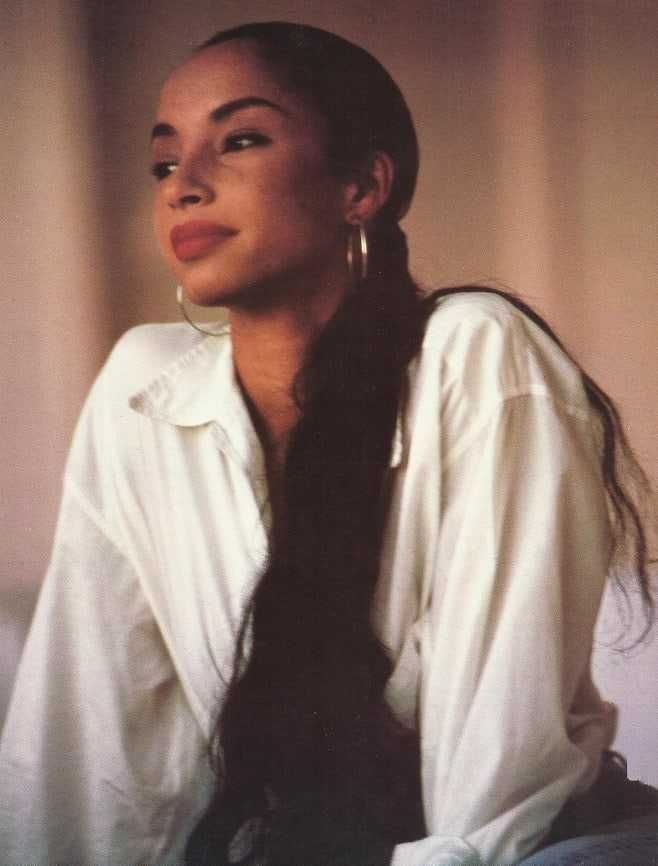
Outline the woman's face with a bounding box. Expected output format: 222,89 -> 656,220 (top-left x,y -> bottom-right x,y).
152,40 -> 354,310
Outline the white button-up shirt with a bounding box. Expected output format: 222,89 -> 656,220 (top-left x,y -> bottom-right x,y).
0,293 -> 616,865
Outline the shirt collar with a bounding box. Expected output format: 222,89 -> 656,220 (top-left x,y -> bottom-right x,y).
129,326 -> 234,427
128,325 -> 404,469
128,326 -> 261,473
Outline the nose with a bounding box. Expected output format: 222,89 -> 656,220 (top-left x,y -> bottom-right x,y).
166,148 -> 215,210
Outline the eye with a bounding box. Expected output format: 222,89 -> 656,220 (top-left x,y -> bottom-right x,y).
150,160 -> 178,181
223,131 -> 270,153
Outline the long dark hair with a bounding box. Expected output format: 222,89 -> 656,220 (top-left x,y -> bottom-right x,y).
185,22 -> 654,866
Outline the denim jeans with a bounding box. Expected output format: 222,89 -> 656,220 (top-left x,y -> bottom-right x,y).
517,814 -> 658,865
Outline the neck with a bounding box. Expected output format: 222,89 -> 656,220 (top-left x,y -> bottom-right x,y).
229,282 -> 347,453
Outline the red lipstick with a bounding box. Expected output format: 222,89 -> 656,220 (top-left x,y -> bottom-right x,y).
170,221 -> 236,262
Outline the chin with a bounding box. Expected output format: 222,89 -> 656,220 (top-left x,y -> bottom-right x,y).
179,267 -> 294,313
182,284 -> 228,308
176,265 -> 243,308
179,277 -> 267,313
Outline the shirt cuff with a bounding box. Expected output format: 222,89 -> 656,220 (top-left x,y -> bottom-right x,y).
391,835 -> 479,866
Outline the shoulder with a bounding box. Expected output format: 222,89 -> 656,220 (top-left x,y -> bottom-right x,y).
65,323 -> 215,493
417,290 -> 589,417
99,322 -> 208,406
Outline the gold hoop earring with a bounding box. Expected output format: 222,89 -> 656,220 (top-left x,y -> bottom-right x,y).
176,285 -> 227,337
346,224 -> 368,285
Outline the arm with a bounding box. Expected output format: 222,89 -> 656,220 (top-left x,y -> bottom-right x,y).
390,299 -> 615,865
0,344 -> 214,864
0,483 -> 212,864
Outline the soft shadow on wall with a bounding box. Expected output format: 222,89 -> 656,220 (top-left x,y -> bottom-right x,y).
0,1 -> 113,719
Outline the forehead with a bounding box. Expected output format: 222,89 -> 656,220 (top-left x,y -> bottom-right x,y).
158,39 -> 306,119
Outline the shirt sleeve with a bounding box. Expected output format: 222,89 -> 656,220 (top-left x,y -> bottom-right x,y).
0,396 -> 214,864
391,308 -> 614,865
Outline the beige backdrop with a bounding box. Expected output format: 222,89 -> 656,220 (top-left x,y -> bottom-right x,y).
2,0 -> 657,782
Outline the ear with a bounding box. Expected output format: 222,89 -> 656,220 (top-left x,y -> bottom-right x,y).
343,151 -> 395,226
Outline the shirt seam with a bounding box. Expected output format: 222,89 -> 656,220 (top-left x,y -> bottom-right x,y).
63,474 -> 138,568
441,388 -> 591,472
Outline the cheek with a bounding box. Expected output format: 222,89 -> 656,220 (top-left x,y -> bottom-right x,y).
261,158 -> 345,232
152,194 -> 176,263
152,195 -> 167,249
152,197 -> 188,283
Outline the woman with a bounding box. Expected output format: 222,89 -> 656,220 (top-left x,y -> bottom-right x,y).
1,21 -> 655,866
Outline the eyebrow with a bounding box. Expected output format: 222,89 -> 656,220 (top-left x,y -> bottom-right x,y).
150,96 -> 289,141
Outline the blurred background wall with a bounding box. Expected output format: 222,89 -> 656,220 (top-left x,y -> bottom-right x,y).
1,0 -> 657,781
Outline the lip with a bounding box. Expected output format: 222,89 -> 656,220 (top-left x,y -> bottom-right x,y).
170,220 -> 237,262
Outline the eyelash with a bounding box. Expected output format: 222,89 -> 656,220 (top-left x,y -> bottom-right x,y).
224,131 -> 270,151
151,161 -> 177,181
150,131 -> 270,181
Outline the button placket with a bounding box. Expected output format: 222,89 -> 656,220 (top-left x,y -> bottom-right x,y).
210,422 -> 270,571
